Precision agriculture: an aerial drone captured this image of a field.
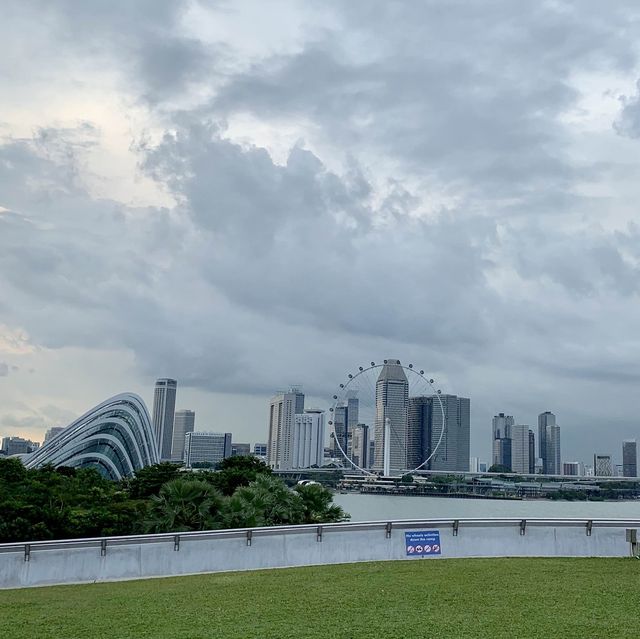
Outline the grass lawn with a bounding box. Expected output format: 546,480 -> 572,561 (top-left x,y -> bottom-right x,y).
0,558 -> 638,639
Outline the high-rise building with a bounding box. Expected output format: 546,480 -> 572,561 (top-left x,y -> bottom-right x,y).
351,424 -> 370,468
528,430 -> 535,474
429,394 -> 471,472
407,396 -> 432,469
510,425 -> 530,474
171,409 -> 195,462
406,394 -> 471,472
1,436 -> 39,455
44,427 -> 65,444
291,409 -> 325,469
332,394 -> 359,458
593,454 -> 613,477
152,378 -> 177,461
267,388 -> 305,470
373,360 -> 409,473
469,457 -> 480,473
183,432 -> 232,468
231,443 -> 251,457
538,412 -> 561,474
623,440 -> 637,477
491,413 -> 514,469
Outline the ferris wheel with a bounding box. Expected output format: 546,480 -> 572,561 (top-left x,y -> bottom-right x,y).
328,359 -> 446,476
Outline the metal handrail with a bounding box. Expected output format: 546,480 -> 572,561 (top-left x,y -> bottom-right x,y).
1,517 -> 639,556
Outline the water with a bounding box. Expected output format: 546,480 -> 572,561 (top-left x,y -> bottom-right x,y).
334,493 -> 640,522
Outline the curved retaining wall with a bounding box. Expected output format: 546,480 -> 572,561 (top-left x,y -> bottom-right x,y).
0,517 -> 638,590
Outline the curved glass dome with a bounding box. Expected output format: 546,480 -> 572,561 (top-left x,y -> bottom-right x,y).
25,393 -> 159,480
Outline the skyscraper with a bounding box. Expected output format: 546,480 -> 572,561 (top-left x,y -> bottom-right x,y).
510,424 -> 530,474
332,394 -> 359,458
623,440 -> 637,477
351,424 -> 370,468
428,394 -> 471,472
528,429 -> 535,474
373,360 -> 409,474
152,378 -> 177,461
291,409 -> 325,468
538,411 -> 561,475
171,409 -> 195,462
491,413 -> 514,469
267,388 -> 305,470
407,396 -> 432,469
406,394 -> 470,472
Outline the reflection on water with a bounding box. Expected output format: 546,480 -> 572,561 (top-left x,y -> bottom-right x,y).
334,493 -> 640,522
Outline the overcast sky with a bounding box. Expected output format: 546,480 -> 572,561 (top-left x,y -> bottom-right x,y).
1,0 -> 640,465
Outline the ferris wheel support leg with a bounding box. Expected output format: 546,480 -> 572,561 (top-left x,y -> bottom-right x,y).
383,417 -> 391,477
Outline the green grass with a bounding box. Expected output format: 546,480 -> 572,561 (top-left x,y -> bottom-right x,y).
0,558 -> 637,638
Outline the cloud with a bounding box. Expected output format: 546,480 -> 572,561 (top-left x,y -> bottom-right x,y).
614,80 -> 640,138
2,1 -> 640,462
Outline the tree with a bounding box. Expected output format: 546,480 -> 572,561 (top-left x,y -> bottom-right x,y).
294,482 -> 349,524
144,479 -> 224,533
207,455 -> 271,496
221,475 -> 304,528
0,457 -> 27,483
126,462 -> 183,499
488,464 -> 511,473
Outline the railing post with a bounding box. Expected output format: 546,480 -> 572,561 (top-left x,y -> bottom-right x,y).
586,521 -> 593,536
385,522 -> 392,538
316,526 -> 323,542
100,539 -> 107,557
24,544 -> 30,562
174,535 -> 180,551
452,520 -> 459,536
246,530 -> 253,547
520,519 -> 526,536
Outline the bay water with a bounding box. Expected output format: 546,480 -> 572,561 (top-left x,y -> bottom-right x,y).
334,493 -> 640,522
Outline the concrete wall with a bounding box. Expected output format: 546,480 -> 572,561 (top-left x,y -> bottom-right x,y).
0,518 -> 637,590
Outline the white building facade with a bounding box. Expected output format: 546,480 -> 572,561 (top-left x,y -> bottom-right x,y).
171,409 -> 195,462
152,378 -> 177,461
267,388 -> 305,470
510,424 -> 530,474
291,409 -> 325,469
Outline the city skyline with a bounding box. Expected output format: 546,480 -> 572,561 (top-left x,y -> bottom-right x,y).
2,370 -> 639,473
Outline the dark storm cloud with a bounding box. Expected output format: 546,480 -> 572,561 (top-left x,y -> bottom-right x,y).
3,0 -> 215,104
213,1 -> 639,198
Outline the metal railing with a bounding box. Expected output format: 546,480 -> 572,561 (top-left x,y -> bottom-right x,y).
2,517 -> 639,561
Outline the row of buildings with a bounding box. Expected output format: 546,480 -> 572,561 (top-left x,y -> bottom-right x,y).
491,411 -> 638,477
266,360 -> 471,474
491,411 -> 560,475
151,378 -> 266,467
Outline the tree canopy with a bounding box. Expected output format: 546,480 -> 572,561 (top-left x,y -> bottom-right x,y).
0,457 -> 349,543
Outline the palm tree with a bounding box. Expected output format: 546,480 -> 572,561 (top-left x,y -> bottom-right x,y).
294,482 -> 350,523
220,475 -> 305,528
144,479 -> 224,533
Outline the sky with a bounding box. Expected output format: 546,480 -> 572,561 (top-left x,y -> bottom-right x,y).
1,0 -> 640,466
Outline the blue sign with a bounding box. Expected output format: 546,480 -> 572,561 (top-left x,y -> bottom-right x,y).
405,530 -> 441,556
